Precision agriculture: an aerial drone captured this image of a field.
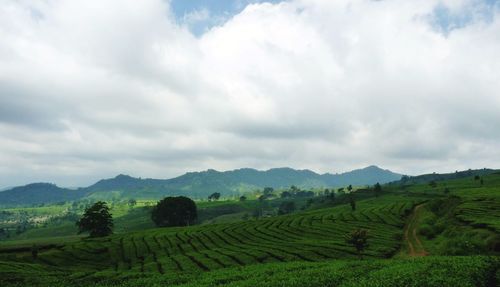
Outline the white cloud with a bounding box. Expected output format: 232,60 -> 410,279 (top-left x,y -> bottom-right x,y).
0,0 -> 499,187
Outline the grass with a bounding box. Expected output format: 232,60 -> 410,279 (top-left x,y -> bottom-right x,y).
1,193 -> 422,274
0,173 -> 499,286
0,256 -> 497,287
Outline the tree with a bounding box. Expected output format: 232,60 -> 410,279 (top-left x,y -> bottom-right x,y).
278,201 -> 295,215
329,190 -> 335,201
480,178 -> 484,186
151,196 -> 197,227
374,183 -> 382,197
128,199 -> 137,207
76,201 -> 113,237
349,194 -> 356,211
252,208 -> 262,219
400,175 -> 410,182
208,192 -> 221,201
306,198 -> 314,208
345,229 -> 369,259
263,187 -> 274,195
239,195 -> 247,202
31,244 -> 38,260
281,191 -> 292,198
347,185 -> 353,192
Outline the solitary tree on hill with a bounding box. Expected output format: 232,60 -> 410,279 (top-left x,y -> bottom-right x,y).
76,201 -> 113,237
239,195 -> 247,201
128,199 -> 137,207
349,194 -> 356,211
208,192 -> 221,201
347,185 -> 353,192
31,244 -> 38,260
151,196 -> 197,227
345,229 -> 369,259
374,183 -> 382,197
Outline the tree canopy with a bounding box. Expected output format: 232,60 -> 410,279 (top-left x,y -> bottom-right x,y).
208,192 -> 221,201
151,196 -> 197,227
374,182 -> 382,197
76,201 -> 113,237
345,228 -> 369,259
278,201 -> 295,215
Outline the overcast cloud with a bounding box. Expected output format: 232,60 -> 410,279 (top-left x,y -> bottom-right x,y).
0,0 -> 499,187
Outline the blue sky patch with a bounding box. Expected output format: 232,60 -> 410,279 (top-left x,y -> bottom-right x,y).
170,0 -> 284,35
430,0 -> 499,36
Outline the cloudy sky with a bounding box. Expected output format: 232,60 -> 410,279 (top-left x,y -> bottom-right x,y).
1,0 -> 499,188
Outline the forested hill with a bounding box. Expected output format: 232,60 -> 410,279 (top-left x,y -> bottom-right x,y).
0,166 -> 401,205
0,183 -> 86,206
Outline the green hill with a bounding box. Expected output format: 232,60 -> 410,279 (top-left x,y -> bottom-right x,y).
0,183 -> 85,206
0,166 -> 402,205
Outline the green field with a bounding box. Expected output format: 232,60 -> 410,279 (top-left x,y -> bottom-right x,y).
0,173 -> 499,286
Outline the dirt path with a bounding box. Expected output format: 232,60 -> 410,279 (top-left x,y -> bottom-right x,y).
404,204 -> 428,256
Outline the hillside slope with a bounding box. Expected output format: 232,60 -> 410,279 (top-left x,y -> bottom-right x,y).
0,166 -> 401,205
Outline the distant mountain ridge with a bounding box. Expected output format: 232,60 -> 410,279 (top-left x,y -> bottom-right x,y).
0,183 -> 86,205
0,166 -> 402,206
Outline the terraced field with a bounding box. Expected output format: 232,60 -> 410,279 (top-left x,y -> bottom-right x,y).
4,195 -> 423,276
3,174 -> 499,287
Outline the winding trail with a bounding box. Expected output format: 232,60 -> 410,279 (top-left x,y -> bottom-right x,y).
404,204 -> 428,256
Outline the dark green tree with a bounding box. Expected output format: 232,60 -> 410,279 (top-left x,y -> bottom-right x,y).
345,229 -> 369,259
329,190 -> 335,201
128,199 -> 137,207
374,182 -> 382,197
208,192 -> 221,201
347,185 -> 353,192
152,196 -> 197,227
263,187 -> 274,195
239,195 -> 247,201
76,201 -> 113,237
278,201 -> 296,215
349,194 -> 356,211
31,244 -> 38,260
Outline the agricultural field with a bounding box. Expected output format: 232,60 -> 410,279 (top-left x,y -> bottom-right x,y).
0,174 -> 499,286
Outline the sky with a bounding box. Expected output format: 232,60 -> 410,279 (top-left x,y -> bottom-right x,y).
0,0 -> 500,188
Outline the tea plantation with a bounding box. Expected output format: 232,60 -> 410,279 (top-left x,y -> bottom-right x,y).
0,174 -> 499,286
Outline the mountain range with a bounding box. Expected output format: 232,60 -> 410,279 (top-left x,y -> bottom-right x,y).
0,165 -> 402,206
